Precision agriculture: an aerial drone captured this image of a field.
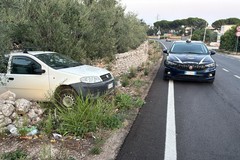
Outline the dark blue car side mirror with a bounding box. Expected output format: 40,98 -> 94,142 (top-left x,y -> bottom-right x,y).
163,49 -> 168,54
210,50 -> 216,55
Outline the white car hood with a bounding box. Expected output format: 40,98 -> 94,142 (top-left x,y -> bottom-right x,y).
58,65 -> 110,77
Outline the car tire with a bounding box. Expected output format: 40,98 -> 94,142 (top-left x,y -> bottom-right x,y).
58,87 -> 78,108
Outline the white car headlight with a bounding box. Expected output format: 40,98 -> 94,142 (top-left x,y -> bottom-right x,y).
80,76 -> 102,83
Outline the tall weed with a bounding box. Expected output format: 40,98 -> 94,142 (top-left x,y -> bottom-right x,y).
56,95 -> 121,137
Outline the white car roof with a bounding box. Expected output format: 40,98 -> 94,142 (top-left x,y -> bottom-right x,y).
9,51 -> 56,56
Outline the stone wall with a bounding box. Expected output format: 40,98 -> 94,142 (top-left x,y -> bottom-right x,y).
112,41 -> 149,76
0,91 -> 44,134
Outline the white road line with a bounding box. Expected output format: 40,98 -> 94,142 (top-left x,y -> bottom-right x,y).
234,75 -> 240,79
164,80 -> 177,160
159,41 -> 167,50
222,68 -> 229,72
216,64 -> 219,67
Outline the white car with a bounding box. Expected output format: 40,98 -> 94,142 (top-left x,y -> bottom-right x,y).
0,51 -> 115,107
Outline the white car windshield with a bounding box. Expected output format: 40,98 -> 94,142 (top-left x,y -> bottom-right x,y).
35,53 -> 82,69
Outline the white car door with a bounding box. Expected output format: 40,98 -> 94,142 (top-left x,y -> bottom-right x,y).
0,73 -> 8,94
6,56 -> 50,101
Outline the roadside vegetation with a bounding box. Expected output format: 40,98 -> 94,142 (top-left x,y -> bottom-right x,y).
0,40 -> 162,159
220,25 -> 240,52
0,0 -> 147,68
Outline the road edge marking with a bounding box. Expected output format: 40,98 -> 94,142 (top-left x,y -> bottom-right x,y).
164,80 -> 177,160
222,68 -> 229,72
234,75 -> 240,79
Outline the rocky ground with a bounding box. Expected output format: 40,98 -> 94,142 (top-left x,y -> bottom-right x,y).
0,41 -> 163,160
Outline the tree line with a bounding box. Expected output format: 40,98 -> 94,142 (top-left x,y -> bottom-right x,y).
0,0 -> 147,64
148,17 -> 240,48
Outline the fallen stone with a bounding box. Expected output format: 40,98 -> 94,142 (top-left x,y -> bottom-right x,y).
31,117 -> 41,125
0,114 -> 4,120
15,99 -> 31,114
1,103 -> 15,117
28,109 -> 38,119
4,117 -> 12,125
0,91 -> 16,101
34,108 -> 44,116
10,112 -> 18,120
4,100 -> 15,105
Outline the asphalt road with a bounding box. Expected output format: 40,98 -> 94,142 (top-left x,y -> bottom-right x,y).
116,40 -> 240,160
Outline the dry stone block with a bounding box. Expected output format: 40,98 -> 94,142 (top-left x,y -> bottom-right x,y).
1,103 -> 15,117
4,117 -> 12,125
4,100 -> 15,105
34,108 -> 44,116
10,112 -> 18,120
0,117 -> 4,123
15,99 -> 31,114
31,117 -> 41,125
0,91 -> 16,101
28,109 -> 38,119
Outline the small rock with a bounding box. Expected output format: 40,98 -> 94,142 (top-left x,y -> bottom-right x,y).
4,117 -> 12,125
10,112 -> 18,120
34,108 -> 44,116
0,91 -> 16,101
15,99 -> 31,114
31,117 -> 41,125
28,109 -> 38,119
4,100 -> 15,105
1,103 -> 15,117
0,118 -> 4,123
0,122 -> 5,128
0,114 -> 4,120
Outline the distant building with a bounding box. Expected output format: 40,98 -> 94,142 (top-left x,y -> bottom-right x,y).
220,25 -> 235,35
217,25 -> 236,42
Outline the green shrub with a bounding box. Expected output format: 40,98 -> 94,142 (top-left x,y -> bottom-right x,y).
55,95 -> 121,137
121,74 -> 130,87
0,0 -> 147,61
132,79 -> 144,88
144,67 -> 149,76
115,94 -> 133,110
220,25 -> 240,51
115,94 -> 144,110
102,114 -> 122,129
43,111 -> 54,136
128,67 -> 137,79
90,146 -> 102,155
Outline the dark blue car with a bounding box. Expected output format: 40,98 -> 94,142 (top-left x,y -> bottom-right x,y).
163,40 -> 216,83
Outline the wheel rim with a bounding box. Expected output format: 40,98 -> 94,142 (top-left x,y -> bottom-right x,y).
62,94 -> 75,107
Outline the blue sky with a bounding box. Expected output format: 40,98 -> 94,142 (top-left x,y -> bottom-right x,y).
119,0 -> 239,26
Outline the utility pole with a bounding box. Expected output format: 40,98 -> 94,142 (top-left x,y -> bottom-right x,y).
203,22 -> 208,43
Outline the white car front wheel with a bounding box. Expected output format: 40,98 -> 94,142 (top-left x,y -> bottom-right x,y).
58,88 -> 78,108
